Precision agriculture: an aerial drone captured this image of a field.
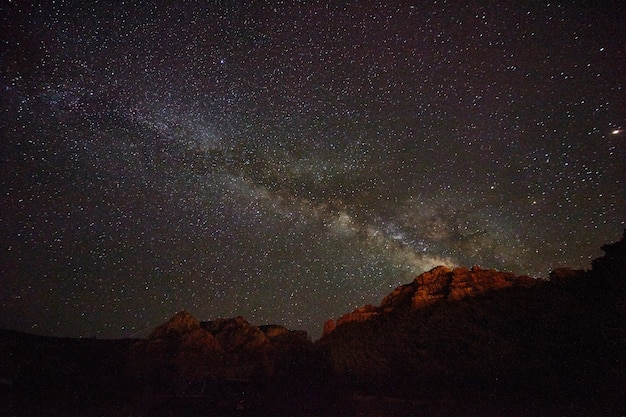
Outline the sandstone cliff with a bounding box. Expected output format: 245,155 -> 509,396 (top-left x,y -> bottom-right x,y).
324,265 -> 537,335
316,231 -> 625,414
131,311 -> 313,382
3,232 -> 624,416
202,316 -> 271,354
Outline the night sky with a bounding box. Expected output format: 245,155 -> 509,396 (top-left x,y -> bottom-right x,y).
1,1 -> 624,339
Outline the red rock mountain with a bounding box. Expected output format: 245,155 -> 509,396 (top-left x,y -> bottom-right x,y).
3,231 -> 623,416
131,311 -> 312,381
324,265 -> 537,335
149,310 -> 204,339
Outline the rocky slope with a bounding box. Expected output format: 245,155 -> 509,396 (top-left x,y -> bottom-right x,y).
317,230 -> 626,415
1,230 -> 623,416
130,311 -> 312,383
324,265 -> 537,335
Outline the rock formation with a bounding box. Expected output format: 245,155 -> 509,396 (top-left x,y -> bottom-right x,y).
3,231 -> 624,416
202,316 -> 270,353
592,228 -> 626,283
259,324 -> 310,345
149,309 -> 199,337
143,310 -> 223,352
130,311 -> 314,382
316,231 -> 626,415
324,265 -> 537,335
130,311 -> 224,380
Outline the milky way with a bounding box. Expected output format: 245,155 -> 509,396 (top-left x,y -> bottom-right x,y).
1,2 -> 624,338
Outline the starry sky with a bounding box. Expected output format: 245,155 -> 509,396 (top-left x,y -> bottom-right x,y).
1,1 -> 624,339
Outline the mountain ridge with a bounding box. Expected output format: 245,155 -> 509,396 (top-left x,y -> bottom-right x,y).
323,264 -> 538,335
0,230 -> 624,416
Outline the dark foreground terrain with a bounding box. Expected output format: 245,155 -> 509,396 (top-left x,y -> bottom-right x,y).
1,231 -> 624,416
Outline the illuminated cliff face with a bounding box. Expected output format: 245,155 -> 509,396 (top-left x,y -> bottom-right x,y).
324,265 -> 537,335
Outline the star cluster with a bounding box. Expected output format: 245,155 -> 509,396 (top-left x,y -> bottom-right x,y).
1,1 -> 624,338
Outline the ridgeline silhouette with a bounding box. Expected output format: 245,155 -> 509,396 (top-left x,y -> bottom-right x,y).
1,231 -> 624,416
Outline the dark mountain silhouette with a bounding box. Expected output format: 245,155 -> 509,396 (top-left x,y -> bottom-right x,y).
323,265 -> 536,335
317,230 -> 626,415
0,231 -> 624,416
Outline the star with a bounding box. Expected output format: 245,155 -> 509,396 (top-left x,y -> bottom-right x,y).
0,1 -> 624,339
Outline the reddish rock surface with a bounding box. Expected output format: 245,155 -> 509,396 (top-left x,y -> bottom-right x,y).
324,265 -> 539,335
3,232 -> 623,417
144,310 -> 223,353
334,305 -> 380,328
202,316 -> 271,353
150,310 -> 204,338
131,311 -> 314,381
323,319 -> 336,335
